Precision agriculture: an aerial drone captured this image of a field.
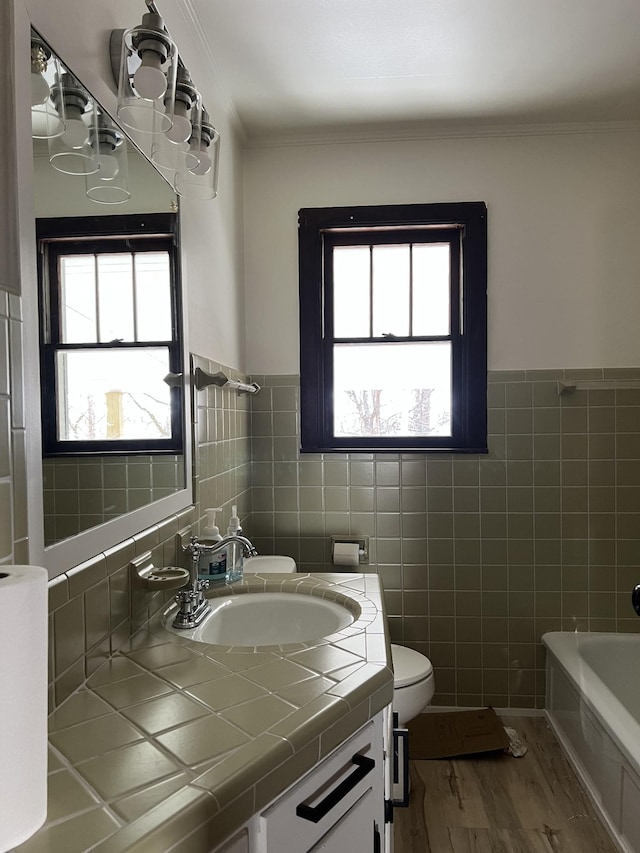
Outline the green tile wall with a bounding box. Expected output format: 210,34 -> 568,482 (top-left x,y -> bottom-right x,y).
43,455 -> 184,546
43,361 -> 640,713
248,370 -> 640,709
191,355 -> 252,536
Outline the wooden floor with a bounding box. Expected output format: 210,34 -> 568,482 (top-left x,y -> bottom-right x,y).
394,715 -> 617,853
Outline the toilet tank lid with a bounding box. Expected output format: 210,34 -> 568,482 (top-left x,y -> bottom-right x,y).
391,644 -> 433,687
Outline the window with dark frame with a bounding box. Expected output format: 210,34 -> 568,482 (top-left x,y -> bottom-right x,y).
36,213 -> 183,457
298,202 -> 487,453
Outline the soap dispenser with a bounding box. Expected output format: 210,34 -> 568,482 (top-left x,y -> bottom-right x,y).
225,505 -> 244,583
199,507 -> 226,583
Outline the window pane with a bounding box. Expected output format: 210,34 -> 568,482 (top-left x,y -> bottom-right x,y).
333,246 -> 370,337
59,255 -> 97,343
333,342 -> 451,437
412,243 -> 450,336
372,245 -> 410,337
56,348 -> 171,441
97,254 -> 134,342
135,252 -> 172,341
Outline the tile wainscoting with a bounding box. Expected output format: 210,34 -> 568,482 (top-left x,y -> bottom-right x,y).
248,370 -> 640,709
36,363 -> 640,712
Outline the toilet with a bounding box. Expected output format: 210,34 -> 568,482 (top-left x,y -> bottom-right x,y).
391,644 -> 435,726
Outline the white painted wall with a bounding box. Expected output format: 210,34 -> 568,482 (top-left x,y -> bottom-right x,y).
23,0 -> 246,370
243,128 -> 640,373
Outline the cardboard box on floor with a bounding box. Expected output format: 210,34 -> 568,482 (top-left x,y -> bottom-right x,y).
407,707 -> 509,760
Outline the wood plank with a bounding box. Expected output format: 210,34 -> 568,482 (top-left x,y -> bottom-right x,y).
394,715 -> 617,853
393,762 -> 433,852
447,827 -> 559,853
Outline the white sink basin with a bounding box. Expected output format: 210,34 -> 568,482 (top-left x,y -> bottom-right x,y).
164,592 -> 354,646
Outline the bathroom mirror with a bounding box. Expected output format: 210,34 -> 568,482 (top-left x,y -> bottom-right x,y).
29,26 -> 191,560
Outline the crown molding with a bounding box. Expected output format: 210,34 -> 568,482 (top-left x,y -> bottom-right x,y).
243,119 -> 640,150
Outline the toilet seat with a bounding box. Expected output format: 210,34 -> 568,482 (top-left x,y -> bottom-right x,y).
391,644 -> 433,688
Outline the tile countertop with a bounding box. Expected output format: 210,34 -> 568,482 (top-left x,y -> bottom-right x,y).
17,573 -> 393,853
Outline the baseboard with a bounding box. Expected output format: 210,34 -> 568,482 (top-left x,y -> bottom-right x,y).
423,706 -> 544,718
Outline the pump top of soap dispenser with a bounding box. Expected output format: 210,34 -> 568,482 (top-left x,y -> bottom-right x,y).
227,505 -> 242,536
203,507 -> 223,541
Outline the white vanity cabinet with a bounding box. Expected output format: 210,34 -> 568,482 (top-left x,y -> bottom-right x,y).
212,710 -> 391,853
257,712 -> 386,852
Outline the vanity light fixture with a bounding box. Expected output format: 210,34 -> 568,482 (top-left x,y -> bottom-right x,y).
174,106 -> 220,200
48,73 -> 100,176
30,37 -> 65,139
112,3 -> 221,201
112,10 -> 178,136
85,113 -> 130,204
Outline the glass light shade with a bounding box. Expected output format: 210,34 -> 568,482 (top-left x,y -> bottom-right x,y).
174,128 -> 220,200
150,134 -> 197,176
85,139 -> 130,205
49,95 -> 99,176
150,88 -> 199,175
31,44 -> 65,140
116,13 -> 177,136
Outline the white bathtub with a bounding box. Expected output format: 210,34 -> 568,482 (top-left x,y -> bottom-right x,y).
544,631 -> 640,853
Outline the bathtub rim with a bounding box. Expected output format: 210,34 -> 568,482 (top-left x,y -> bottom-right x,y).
542,630 -> 640,776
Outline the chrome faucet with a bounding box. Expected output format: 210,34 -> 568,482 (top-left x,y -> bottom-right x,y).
207,534 -> 258,560
172,533 -> 258,630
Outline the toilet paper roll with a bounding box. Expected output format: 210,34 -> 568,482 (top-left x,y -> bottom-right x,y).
332,542 -> 361,567
0,566 -> 48,851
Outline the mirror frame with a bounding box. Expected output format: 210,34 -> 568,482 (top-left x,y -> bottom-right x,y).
12,4 -> 194,578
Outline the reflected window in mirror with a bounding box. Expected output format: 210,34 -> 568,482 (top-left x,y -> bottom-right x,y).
37,213 -> 183,457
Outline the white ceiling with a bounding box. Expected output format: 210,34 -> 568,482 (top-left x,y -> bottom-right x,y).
190,0 -> 640,143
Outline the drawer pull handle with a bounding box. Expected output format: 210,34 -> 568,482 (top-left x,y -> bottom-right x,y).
295,754 -> 375,823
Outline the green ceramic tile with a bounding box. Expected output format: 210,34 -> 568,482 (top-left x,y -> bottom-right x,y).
156,657 -> 228,689
402,488 -> 427,512
375,461 -> 400,486
50,713 -> 143,764
219,694 -> 297,736
289,645 -> 364,675
122,692 -> 210,735
112,772 -> 190,822
156,714 -> 249,766
506,409 -> 532,435
76,741 -> 178,800
53,597 -> 85,677
16,808 -> 120,853
48,690 -> 113,732
426,458 -> 452,486
242,658 -> 317,690
401,460 -> 426,486
186,674 -> 267,712
92,673 -> 173,709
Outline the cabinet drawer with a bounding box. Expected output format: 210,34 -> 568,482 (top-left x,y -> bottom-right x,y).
259,716 -> 381,852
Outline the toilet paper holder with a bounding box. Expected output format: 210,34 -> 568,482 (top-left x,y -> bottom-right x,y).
331,535 -> 369,565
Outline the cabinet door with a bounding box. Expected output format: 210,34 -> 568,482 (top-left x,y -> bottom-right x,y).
260,716 -> 383,852
308,788 -> 374,852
